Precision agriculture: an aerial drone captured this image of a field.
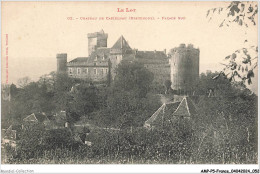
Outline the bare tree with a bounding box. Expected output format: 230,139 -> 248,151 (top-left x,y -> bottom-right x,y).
17,76 -> 31,88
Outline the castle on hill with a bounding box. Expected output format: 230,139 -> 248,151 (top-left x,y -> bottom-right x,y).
56,29 -> 199,91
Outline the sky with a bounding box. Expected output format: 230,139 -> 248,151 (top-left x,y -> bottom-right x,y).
1,1 -> 258,92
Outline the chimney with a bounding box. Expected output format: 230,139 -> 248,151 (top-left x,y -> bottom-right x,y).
188,44 -> 194,49
179,44 -> 186,48
134,49 -> 138,55
164,49 -> 166,54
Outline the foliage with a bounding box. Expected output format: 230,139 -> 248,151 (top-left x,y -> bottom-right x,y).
3,66 -> 257,164
42,128 -> 78,149
5,72 -> 100,125
69,82 -> 98,119
195,95 -> 257,163
17,77 -> 31,88
206,1 -> 258,84
90,60 -> 160,128
207,1 -> 258,27
16,123 -> 45,159
54,73 -> 74,111
220,45 -> 257,85
8,82 -> 55,122
113,60 -> 154,98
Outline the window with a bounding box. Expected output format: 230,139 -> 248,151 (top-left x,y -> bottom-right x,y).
69,68 -> 73,74
105,68 -> 108,74
101,68 -> 104,75
95,56 -> 98,61
77,68 -> 81,75
94,68 -> 97,75
83,68 -> 88,74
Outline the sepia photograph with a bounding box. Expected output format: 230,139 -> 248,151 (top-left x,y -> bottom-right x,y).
1,1 -> 259,173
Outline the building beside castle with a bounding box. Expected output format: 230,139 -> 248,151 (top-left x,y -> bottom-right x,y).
56,30 -> 199,90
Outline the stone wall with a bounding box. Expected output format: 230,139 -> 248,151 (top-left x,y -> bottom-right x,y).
144,63 -> 170,85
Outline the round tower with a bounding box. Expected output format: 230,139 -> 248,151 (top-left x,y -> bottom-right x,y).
56,53 -> 67,73
169,44 -> 199,92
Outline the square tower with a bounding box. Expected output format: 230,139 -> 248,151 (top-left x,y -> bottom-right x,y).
87,29 -> 108,56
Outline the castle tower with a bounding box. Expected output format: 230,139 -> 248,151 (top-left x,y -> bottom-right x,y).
56,53 -> 67,73
87,29 -> 108,56
169,44 -> 199,91
109,35 -> 132,79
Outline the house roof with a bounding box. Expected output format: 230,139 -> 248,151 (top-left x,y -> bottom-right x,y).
2,124 -> 21,140
173,96 -> 197,117
144,101 -> 180,128
112,36 -> 131,50
23,113 -> 49,123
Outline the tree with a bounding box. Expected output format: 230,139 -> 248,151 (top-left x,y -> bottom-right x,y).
68,82 -> 98,121
54,73 -> 74,111
113,60 -> 154,98
96,60 -> 160,128
38,71 -> 56,91
17,77 -> 31,88
207,1 -> 258,85
194,71 -> 258,163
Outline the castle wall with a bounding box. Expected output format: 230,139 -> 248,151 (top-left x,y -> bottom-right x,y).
144,63 -> 170,85
170,44 -> 199,90
109,53 -> 123,79
67,65 -> 109,82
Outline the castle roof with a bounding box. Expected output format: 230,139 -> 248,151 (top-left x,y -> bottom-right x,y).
90,47 -> 110,58
112,36 -> 131,50
68,57 -> 88,63
135,50 -> 168,64
68,47 -> 111,67
136,51 -> 167,59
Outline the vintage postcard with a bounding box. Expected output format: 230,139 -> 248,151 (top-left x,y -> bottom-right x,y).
1,1 -> 259,173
